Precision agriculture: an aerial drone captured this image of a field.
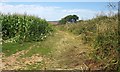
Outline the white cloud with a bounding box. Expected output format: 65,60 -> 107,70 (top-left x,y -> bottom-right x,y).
62,9 -> 97,14
0,3 -> 117,21
61,9 -> 101,20
0,3 -> 62,20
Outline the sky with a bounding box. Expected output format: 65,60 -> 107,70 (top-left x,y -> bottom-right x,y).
0,0 -> 119,2
0,2 -> 118,21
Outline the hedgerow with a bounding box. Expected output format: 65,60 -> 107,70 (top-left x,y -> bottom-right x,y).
58,14 -> 119,70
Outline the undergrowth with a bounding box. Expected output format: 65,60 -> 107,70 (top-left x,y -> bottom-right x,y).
58,14 -> 119,70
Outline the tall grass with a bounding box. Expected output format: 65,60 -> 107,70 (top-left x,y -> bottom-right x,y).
93,15 -> 118,70
58,14 -> 119,70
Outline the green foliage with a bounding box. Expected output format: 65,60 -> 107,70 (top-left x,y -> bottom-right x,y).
59,18 -> 67,24
59,15 -> 79,24
93,15 -> 119,70
58,14 -> 119,70
1,13 -> 53,42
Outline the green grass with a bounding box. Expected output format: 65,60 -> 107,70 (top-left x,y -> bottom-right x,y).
22,30 -> 62,57
2,42 -> 33,56
22,42 -> 52,57
2,30 -> 62,58
2,39 -> 53,57
2,14 -> 119,70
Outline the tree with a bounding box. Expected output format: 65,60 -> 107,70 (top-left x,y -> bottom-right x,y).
59,18 -> 67,24
73,15 -> 79,21
59,15 -> 79,24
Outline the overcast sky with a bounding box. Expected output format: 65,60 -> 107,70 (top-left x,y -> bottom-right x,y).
0,2 -> 118,21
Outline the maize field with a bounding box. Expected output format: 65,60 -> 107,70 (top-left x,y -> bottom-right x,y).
0,13 -> 53,43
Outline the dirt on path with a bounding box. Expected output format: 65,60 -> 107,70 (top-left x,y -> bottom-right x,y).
2,44 -> 44,70
2,30 -> 93,70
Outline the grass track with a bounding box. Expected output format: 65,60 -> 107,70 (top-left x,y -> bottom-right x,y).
2,28 -> 93,70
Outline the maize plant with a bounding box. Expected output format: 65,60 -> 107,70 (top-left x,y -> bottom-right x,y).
1,13 -> 53,43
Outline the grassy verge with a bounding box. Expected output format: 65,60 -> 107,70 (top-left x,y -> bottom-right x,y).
2,42 -> 33,56
2,29 -> 61,57
57,15 -> 119,70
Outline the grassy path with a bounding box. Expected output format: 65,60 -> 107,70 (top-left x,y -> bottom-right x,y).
46,30 -> 93,70
2,29 -> 93,70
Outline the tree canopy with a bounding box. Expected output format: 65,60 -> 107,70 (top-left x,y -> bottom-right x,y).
59,15 -> 79,24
